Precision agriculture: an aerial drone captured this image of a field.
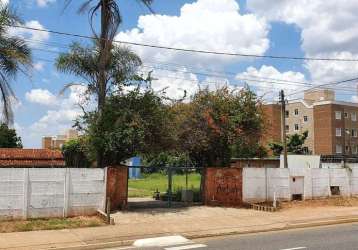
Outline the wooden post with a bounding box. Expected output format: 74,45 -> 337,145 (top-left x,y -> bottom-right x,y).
106,197 -> 111,224
167,166 -> 172,208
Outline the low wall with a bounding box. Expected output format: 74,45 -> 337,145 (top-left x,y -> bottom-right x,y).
243,168 -> 290,203
243,167 -> 358,203
0,168 -> 106,220
106,166 -> 128,211
204,167 -> 243,207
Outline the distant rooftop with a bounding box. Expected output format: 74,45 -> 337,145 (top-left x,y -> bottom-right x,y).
0,149 -> 64,167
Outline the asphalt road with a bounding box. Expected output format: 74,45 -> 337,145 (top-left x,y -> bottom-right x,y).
112,223 -> 358,250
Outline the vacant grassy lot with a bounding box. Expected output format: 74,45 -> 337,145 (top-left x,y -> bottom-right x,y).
0,216 -> 105,233
128,173 -> 201,197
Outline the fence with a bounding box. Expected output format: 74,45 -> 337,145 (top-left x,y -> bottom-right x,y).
242,167 -> 358,203
0,168 -> 106,220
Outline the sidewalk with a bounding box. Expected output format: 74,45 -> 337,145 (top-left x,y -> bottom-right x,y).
3,205 -> 358,250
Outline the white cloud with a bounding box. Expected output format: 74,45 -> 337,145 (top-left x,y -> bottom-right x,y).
33,61 -> 44,71
20,86 -> 88,147
25,89 -> 57,106
8,20 -> 50,48
236,65 -> 307,100
116,0 -> 269,66
139,67 -> 239,102
36,0 -> 56,7
30,109 -> 79,133
146,68 -> 200,101
248,1 -> 358,82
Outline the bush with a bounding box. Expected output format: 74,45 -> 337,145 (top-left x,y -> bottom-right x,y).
160,187 -> 202,202
62,138 -> 92,168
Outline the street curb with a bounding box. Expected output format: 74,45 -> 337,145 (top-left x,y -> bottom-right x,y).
47,216 -> 358,250
51,240 -> 134,250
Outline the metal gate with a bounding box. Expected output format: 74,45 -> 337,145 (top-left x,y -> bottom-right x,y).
127,165 -> 203,209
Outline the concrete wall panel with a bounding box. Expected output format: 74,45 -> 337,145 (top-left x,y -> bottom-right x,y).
0,168 -> 106,220
243,168 -> 267,203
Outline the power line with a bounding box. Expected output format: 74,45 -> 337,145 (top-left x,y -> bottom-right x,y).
13,37 -> 358,94
16,37 -> 358,92
7,24 -> 358,62
287,76 -> 358,97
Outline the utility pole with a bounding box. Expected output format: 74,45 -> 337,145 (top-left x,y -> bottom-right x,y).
280,90 -> 288,168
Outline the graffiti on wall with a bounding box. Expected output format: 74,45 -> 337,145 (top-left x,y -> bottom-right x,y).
215,171 -> 240,196
205,168 -> 243,206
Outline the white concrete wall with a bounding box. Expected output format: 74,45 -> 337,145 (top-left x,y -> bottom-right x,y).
0,168 -> 106,220
242,168 -> 267,203
243,167 -> 358,202
321,162 -> 343,168
267,168 -> 290,200
329,168 -> 350,196
280,155 -> 321,169
311,168 -> 330,197
243,168 -> 290,203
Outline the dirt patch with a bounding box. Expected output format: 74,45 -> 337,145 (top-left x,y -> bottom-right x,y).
0,216 -> 106,233
280,197 -> 358,209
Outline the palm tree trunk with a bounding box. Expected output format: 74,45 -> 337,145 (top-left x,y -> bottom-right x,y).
97,0 -> 112,168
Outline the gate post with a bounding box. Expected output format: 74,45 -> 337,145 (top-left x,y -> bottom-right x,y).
167,165 -> 172,208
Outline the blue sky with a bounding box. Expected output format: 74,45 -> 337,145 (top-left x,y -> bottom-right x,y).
6,0 -> 358,147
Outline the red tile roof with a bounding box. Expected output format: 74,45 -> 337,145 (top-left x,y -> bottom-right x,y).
0,149 -> 65,167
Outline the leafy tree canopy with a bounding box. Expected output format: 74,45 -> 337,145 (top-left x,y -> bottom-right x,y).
269,131 -> 309,156
173,86 -> 265,167
61,137 -> 91,168
0,123 -> 22,148
75,86 -> 174,166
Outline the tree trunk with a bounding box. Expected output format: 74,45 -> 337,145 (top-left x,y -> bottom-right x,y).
97,0 -> 112,168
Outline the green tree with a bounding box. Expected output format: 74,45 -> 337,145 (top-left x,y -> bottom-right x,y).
62,0 -> 153,167
76,87 -> 173,166
56,42 -> 143,167
173,87 -> 264,167
61,137 -> 92,168
0,123 -> 22,148
269,131 -> 309,156
0,4 -> 31,124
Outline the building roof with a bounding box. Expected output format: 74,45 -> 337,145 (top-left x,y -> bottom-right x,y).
0,148 -> 65,167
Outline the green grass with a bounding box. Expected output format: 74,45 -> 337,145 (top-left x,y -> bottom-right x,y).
0,216 -> 105,233
128,173 -> 201,198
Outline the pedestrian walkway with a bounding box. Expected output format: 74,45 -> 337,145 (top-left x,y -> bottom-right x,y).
2,205 -> 358,249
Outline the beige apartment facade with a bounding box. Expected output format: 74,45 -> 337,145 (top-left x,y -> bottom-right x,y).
263,89 -> 358,156
42,129 -> 79,150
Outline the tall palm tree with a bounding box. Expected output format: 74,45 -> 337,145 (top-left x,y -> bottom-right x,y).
0,4 -> 31,125
63,0 -> 153,167
65,0 -> 153,112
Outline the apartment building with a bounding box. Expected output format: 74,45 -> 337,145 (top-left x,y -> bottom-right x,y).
42,129 -> 79,150
263,89 -> 358,155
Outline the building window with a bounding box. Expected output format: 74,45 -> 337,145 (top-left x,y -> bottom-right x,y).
346,145 -> 350,152
346,129 -> 350,136
336,128 -> 342,137
336,144 -> 343,154
352,129 -> 358,137
294,109 -> 299,116
285,110 -> 289,118
285,125 -> 289,132
303,116 -> 308,122
335,111 -> 342,120
353,146 -> 358,154
294,124 -> 299,131
344,112 -> 349,118
352,113 -> 357,122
